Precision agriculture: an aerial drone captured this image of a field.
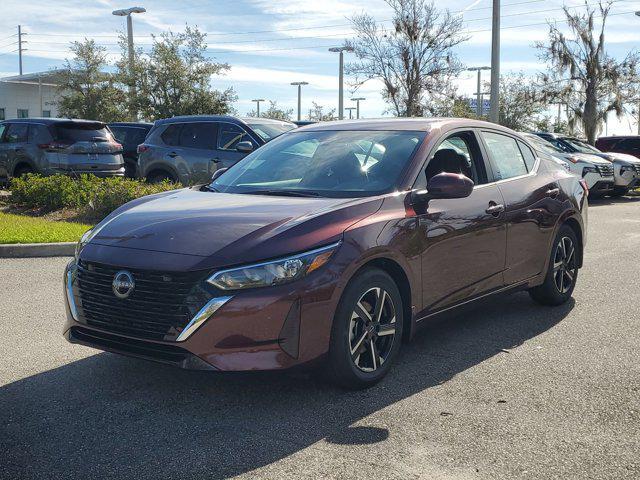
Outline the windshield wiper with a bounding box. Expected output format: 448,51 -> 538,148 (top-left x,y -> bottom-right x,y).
244,189 -> 321,198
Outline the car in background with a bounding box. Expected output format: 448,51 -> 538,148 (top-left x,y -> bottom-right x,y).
595,135 -> 640,159
137,115 -> 296,184
520,133 -> 572,173
108,122 -> 153,178
0,118 -> 124,182
65,118 -> 587,388
534,132 -> 640,197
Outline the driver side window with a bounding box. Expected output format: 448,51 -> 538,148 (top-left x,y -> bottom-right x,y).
416,131 -> 487,190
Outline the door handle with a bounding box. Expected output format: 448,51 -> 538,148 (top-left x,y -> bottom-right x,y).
168,152 -> 178,158
485,202 -> 505,216
546,187 -> 560,198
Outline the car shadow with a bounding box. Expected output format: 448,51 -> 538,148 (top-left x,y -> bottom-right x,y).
1,292 -> 574,479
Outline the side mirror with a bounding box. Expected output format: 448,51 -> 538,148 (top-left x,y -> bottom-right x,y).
211,167 -> 228,182
236,141 -> 254,153
414,172 -> 474,203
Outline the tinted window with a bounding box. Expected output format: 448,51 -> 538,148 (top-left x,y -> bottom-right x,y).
111,126 -> 150,147
616,138 -> 640,151
218,123 -> 251,151
243,120 -> 295,141
178,122 -> 217,149
481,132 -> 528,180
160,124 -> 182,146
212,130 -> 424,197
4,123 -> 29,143
29,125 -> 53,144
52,122 -> 112,143
518,141 -> 537,171
423,131 -> 487,187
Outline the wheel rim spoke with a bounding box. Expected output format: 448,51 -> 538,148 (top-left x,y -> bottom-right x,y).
350,331 -> 368,359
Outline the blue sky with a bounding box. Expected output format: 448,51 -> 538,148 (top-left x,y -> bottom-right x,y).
1,0 -> 640,132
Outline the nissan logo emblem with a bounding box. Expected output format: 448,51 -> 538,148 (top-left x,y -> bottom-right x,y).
112,270 -> 135,299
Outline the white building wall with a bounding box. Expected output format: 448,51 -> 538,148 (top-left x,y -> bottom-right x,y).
0,81 -> 60,120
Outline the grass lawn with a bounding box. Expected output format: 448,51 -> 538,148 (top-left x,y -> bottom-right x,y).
0,212 -> 92,244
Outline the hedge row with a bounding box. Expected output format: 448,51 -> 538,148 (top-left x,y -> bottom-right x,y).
8,174 -> 181,222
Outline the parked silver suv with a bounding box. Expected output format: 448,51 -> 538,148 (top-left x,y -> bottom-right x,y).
137,115 -> 296,185
0,118 -> 125,181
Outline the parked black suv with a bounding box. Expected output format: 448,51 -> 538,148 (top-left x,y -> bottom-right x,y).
137,115 -> 296,184
108,122 -> 153,178
0,118 -> 124,182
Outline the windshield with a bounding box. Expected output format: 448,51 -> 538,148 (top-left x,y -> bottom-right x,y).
524,134 -> 563,154
211,130 -> 425,198
244,120 -> 296,141
562,138 -> 601,154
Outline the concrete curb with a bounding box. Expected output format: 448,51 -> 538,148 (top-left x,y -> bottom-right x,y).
0,242 -> 75,258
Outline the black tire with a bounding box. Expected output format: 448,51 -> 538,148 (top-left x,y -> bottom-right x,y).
147,171 -> 175,183
609,186 -> 629,198
529,225 -> 579,306
325,268 -> 404,389
13,165 -> 35,178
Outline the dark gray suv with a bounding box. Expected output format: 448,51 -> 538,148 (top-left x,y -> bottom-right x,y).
137,115 -> 296,184
0,118 -> 125,181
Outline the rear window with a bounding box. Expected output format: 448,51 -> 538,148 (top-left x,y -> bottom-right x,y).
52,122 -> 112,143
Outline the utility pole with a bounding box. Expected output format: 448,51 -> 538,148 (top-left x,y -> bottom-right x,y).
467,67 -> 490,117
18,25 -> 24,75
113,7 -> 146,119
290,82 -> 308,121
489,0 -> 500,123
251,99 -> 265,117
345,107 -> 356,119
329,46 -> 354,120
351,97 -> 366,119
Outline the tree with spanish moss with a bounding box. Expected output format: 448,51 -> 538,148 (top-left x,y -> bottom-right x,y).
536,1 -> 640,144
345,0 -> 468,117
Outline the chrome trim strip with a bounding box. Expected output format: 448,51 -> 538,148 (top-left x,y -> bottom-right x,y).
176,296 -> 233,342
66,268 -> 79,321
207,241 -> 341,288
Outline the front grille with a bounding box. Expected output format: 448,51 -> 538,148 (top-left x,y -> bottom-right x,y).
75,261 -> 210,341
597,164 -> 614,177
634,164 -> 640,175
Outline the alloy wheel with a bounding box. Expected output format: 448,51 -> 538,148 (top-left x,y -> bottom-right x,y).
348,287 -> 397,372
553,236 -> 577,294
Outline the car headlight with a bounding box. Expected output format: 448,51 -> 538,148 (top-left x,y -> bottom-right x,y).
582,166 -> 597,176
75,228 -> 95,260
208,242 -> 340,291
620,165 -> 634,174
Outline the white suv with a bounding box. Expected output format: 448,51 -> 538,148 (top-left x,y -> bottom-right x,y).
535,133 -> 640,197
524,133 -> 614,197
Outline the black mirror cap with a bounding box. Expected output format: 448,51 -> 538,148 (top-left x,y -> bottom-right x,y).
236,141 -> 254,153
211,167 -> 229,182
423,172 -> 474,200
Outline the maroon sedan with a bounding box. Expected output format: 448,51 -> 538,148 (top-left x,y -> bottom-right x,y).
64,119 -> 587,388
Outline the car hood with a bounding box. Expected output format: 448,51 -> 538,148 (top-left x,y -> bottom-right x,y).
570,153 -> 612,165
600,152 -> 640,165
87,188 -> 383,267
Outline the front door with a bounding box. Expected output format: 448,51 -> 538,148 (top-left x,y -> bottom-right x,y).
215,123 -> 256,169
417,130 -> 507,313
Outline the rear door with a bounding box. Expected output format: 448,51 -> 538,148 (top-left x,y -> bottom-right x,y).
0,123 -> 8,178
480,131 -> 562,285
216,122 -> 256,168
3,123 -> 30,176
174,122 -> 219,183
51,122 -> 123,174
417,130 -> 507,313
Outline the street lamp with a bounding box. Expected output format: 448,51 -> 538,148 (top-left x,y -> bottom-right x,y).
351,97 -> 366,119
489,0 -> 500,123
113,6 -> 146,118
345,107 -> 356,119
290,82 -> 309,121
466,67 -> 491,117
329,46 -> 354,120
251,99 -> 265,117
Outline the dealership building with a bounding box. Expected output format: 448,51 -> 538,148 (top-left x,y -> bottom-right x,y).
0,70 -> 62,121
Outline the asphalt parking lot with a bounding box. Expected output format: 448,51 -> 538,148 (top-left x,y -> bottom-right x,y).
1,197 -> 639,480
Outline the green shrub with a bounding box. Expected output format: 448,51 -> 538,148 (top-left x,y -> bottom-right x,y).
9,174 -> 180,222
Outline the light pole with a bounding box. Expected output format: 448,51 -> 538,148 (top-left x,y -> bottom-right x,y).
345,107 -> 356,119
290,82 -> 308,121
113,6 -> 146,119
329,46 -> 354,120
489,0 -> 500,123
251,99 -> 265,117
466,67 -> 490,117
351,97 -> 366,119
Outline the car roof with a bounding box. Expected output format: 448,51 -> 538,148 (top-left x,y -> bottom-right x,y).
295,117 -> 520,133
1,118 -> 105,126
108,122 -> 153,128
154,115 -> 247,126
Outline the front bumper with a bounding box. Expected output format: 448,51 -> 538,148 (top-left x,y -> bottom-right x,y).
63,249 -> 343,371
